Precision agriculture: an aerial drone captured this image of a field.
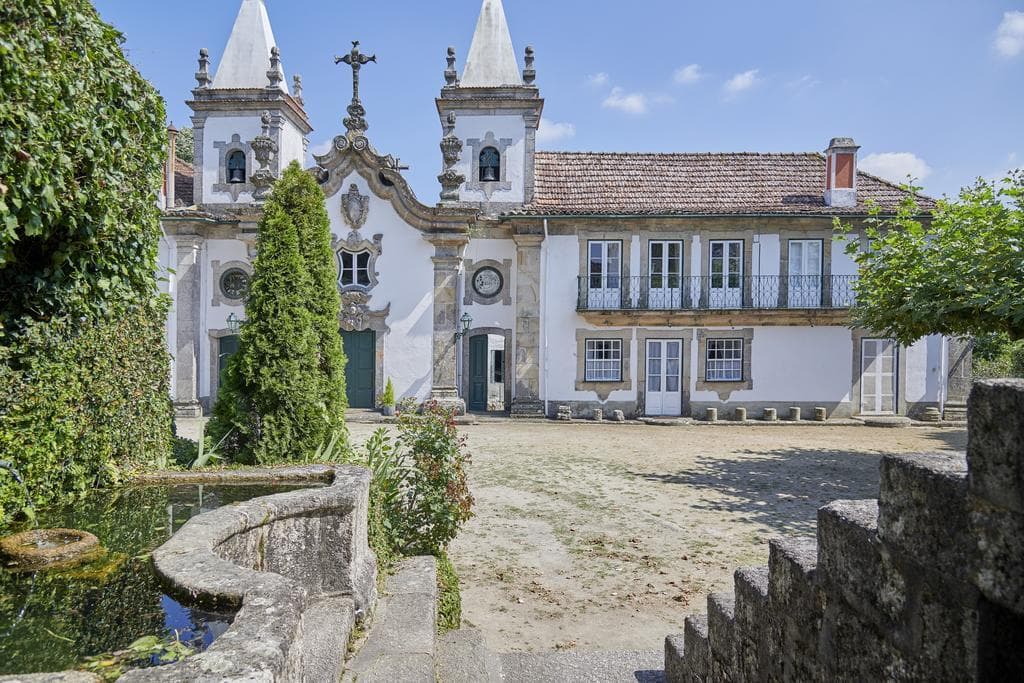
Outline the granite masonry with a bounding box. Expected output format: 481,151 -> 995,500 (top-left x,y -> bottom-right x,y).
666,378 -> 1024,682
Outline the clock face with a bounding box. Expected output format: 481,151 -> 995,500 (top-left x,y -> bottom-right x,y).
473,267 -> 503,298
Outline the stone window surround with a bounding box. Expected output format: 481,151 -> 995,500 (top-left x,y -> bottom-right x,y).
777,229 -> 834,306
850,328 -> 908,416
638,230 -> 696,281
207,327 -> 240,410
336,233 -> 383,294
463,258 -> 513,306
575,328 -> 633,400
695,328 -> 754,400
213,134 -> 255,201
465,131 -> 513,198
577,231 -> 633,282
211,259 -> 253,308
637,328 -> 694,417
461,326 -> 513,412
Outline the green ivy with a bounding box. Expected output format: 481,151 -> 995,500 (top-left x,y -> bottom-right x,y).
0,0 -> 167,335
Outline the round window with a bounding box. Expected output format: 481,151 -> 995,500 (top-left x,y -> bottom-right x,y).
472,266 -> 504,298
220,268 -> 251,301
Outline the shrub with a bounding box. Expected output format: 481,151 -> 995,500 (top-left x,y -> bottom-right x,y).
436,550 -> 462,634
380,378 -> 396,408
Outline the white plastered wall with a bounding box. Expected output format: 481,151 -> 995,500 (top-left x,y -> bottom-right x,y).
451,113 -> 526,204
463,238 -> 516,331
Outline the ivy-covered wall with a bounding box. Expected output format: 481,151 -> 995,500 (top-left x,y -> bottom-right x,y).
0,0 -> 172,517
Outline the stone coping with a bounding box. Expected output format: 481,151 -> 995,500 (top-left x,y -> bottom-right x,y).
117,464 -> 377,682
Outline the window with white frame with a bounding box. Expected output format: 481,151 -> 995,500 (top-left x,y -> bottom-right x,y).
705,338 -> 743,382
340,250 -> 372,289
585,339 -> 622,382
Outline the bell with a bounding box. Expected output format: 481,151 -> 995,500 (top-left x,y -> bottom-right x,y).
482,166 -> 497,182
228,167 -> 245,184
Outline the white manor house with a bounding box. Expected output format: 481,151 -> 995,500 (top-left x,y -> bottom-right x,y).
160,0 -> 971,420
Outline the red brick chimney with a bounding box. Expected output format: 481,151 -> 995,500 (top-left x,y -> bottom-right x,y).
824,137 -> 860,208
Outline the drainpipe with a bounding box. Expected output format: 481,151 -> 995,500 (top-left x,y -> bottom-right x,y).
542,218 -> 550,417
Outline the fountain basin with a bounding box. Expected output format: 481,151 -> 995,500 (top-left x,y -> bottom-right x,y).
0,529 -> 103,571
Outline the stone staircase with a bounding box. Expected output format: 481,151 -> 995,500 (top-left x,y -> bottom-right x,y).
666,379 -> 1024,681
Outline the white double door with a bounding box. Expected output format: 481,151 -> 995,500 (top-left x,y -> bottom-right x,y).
646,339 -> 683,416
588,241 -> 621,309
648,241 -> 684,309
709,240 -> 743,308
861,339 -> 897,414
788,240 -> 823,308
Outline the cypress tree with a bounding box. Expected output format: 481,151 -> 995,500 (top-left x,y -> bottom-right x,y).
209,197 -> 326,464
277,162 -> 348,431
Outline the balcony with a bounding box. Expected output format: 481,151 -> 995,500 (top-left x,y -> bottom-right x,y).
576,275 -> 858,326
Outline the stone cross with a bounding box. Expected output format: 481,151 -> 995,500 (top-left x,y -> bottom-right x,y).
335,41 -> 376,107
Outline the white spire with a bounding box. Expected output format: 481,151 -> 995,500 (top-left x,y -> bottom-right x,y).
462,0 -> 522,88
213,0 -> 288,92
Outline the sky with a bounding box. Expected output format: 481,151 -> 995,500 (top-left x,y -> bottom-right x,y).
92,0 -> 1023,203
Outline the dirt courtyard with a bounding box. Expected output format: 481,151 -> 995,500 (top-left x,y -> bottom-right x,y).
349,421 -> 966,654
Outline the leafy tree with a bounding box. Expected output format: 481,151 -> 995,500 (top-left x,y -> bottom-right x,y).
174,127 -> 194,165
837,171 -> 1024,346
278,162 -> 347,430
208,170 -> 340,463
0,0 -> 167,333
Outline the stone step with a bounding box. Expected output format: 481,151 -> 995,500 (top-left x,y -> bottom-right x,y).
878,452 -> 970,579
435,628 -> 504,683
343,556 -> 437,683
665,614 -> 708,683
498,649 -> 663,683
734,566 -> 770,680
297,594 -> 355,683
767,537 -> 821,681
707,592 -> 737,679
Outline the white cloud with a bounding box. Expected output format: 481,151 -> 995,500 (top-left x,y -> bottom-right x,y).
860,152 -> 933,183
586,72 -> 609,87
995,11 -> 1024,57
602,87 -> 649,114
723,69 -> 761,97
787,74 -> 820,92
673,64 -> 703,85
536,118 -> 576,145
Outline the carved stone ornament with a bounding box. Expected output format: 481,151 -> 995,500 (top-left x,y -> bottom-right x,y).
249,112 -> 279,201
444,47 -> 459,86
341,183 -> 370,231
438,112 -> 465,202
195,48 -> 212,89
340,291 -> 372,330
335,41 -> 377,135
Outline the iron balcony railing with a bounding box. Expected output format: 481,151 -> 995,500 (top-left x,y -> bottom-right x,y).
576,275 -> 858,312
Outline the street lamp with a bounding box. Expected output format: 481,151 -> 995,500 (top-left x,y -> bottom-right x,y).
454,312 -> 473,340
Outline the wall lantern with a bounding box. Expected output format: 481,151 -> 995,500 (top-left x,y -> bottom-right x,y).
226,312 -> 244,334
454,312 -> 473,340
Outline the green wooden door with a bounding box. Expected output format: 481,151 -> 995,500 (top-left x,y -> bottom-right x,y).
218,335 -> 240,378
341,330 -> 376,409
468,335 -> 489,412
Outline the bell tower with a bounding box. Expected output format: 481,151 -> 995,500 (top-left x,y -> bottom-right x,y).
436,0 -> 543,215
188,0 -> 312,207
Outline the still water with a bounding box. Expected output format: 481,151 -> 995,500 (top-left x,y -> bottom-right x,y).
0,483 -> 314,674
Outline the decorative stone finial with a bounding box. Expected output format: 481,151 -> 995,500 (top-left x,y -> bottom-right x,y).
523,46 -> 536,85
249,111 -> 279,201
438,112 -> 464,203
335,41 -> 377,135
445,47 -> 459,87
195,48 -> 212,89
292,74 -> 304,105
266,47 -> 284,91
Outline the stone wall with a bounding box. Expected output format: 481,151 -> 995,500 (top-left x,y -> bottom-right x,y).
120,465 -> 377,682
666,379 -> 1024,681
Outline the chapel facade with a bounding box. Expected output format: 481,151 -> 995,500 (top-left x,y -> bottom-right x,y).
160,0 -> 972,421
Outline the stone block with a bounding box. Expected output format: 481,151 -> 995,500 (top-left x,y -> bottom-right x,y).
878,452 -> 970,579
734,567 -> 770,680
611,410 -> 625,422
967,379 -> 1024,513
767,537 -> 821,681
763,407 -> 777,422
819,597 -> 901,682
706,407 -> 718,422
788,406 -> 801,421
814,406 -> 827,422
734,407 -> 747,421
681,614 -> 710,682
664,634 -> 686,683
971,497 -> 1024,613
707,592 -> 737,680
556,405 -> 572,421
921,406 -> 941,422
593,408 -> 603,422
818,500 -> 907,630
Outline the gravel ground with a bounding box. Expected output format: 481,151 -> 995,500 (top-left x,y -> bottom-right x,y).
179,418 -> 966,654
349,421 -> 966,654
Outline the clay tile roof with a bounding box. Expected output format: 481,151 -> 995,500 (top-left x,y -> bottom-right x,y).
511,151 -> 935,217
174,158 -> 195,207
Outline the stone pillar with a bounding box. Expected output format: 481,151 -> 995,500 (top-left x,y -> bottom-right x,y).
944,337 -> 973,421
511,234 -> 545,417
427,235 -> 468,415
173,235 -> 203,418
